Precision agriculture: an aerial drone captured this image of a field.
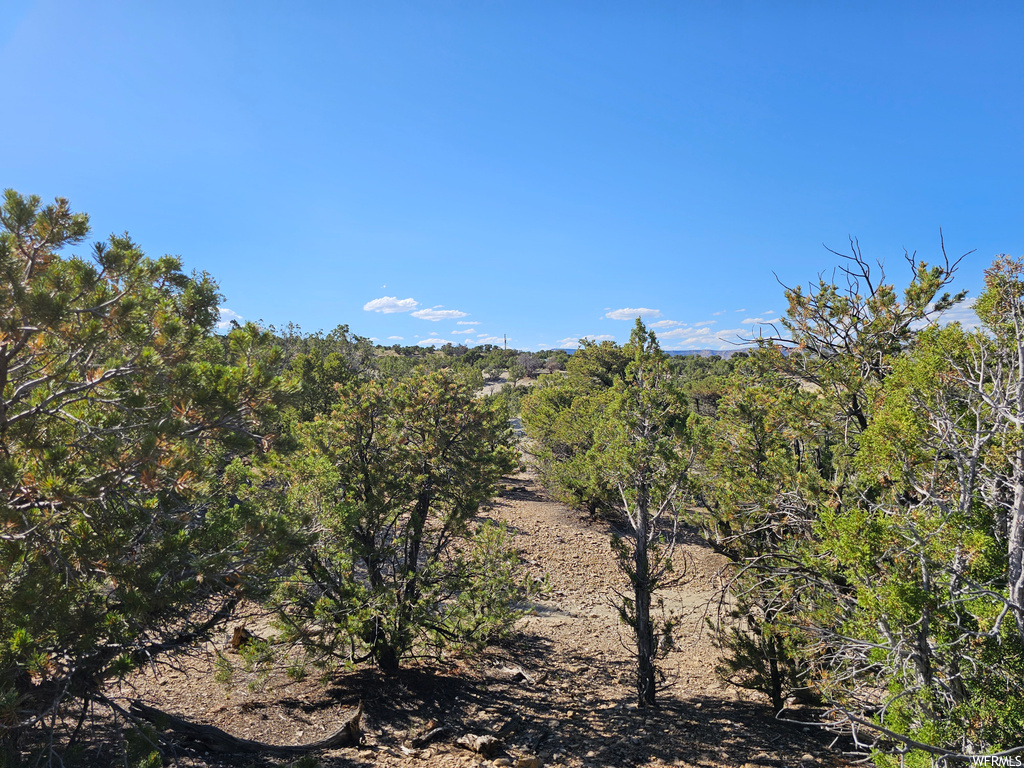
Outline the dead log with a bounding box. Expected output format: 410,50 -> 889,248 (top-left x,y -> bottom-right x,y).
490,665 -> 547,686
128,699 -> 362,754
455,733 -> 502,757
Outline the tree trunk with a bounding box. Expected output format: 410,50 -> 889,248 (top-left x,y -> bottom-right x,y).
375,641 -> 400,675
767,634 -> 784,713
634,490 -> 656,707
1008,461 -> 1024,651
374,480 -> 433,673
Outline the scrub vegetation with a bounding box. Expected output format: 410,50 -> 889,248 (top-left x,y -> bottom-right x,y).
2,190 -> 1022,766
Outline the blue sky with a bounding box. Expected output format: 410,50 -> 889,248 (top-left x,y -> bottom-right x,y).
2,2 -> 1020,350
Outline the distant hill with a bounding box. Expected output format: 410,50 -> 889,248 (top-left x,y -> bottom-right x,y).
666,348 -> 753,359
559,348 -> 752,359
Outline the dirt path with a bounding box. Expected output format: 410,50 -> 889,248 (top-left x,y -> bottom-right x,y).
115,470 -> 850,768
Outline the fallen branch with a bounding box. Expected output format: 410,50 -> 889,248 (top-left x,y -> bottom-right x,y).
408,725 -> 449,747
128,699 -> 362,754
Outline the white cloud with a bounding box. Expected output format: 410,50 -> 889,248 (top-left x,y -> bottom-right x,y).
649,320 -> 684,329
762,309 -> 776,315
451,329 -> 475,335
659,326 -> 748,351
557,334 -> 616,346
605,307 -> 663,321
694,320 -> 717,327
659,327 -> 712,340
741,316 -> 781,325
364,296 -> 419,313
417,337 -> 452,346
713,310 -> 725,316
735,308 -> 747,313
411,306 -> 468,322
369,337 -> 379,342
935,298 -> 981,329
475,336 -> 505,344
387,335 -> 404,340
457,320 -> 481,325
215,307 -> 243,331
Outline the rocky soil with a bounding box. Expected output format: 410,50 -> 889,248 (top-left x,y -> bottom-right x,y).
110,469 -> 852,768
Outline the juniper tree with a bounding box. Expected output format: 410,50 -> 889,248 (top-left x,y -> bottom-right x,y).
276,368 -> 532,673
597,320 -> 693,707
0,190 -> 293,760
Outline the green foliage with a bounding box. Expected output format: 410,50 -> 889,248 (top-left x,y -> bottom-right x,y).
686,246 -> 1024,761
566,338 -> 631,387
488,377 -> 527,420
599,321 -> 693,706
689,365 -> 827,710
276,368 -> 526,672
123,724 -> 162,768
430,521 -> 548,654
820,306 -> 1024,756
0,190 -> 295,759
214,652 -> 234,686
277,323 -> 372,422
525,321 -> 692,706
520,371 -> 617,516
238,638 -> 276,692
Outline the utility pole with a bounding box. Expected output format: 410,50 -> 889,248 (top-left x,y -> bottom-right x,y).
504,334 -> 507,350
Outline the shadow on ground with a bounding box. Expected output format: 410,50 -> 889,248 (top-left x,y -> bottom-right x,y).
261,637 -> 855,768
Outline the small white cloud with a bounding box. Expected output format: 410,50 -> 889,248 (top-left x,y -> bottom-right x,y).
741,316 -> 781,325
417,337 -> 452,346
605,307 -> 663,321
369,337 -> 379,342
762,309 -> 775,315
694,320 -> 717,327
364,296 -> 418,313
475,335 -> 505,344
387,335 -> 404,340
451,329 -> 475,335
215,307 -> 243,331
649,320 -> 684,329
735,308 -> 747,313
713,310 -> 725,316
412,306 -> 468,322
457,320 -> 480,325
